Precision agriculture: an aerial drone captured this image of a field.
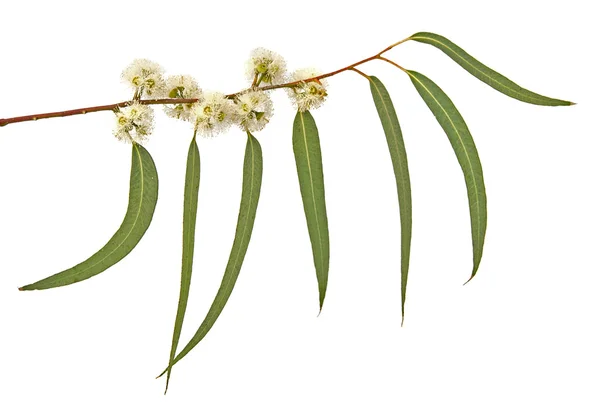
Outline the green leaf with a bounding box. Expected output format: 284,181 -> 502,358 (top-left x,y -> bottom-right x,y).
368,76 -> 412,324
159,131 -> 262,376
19,143 -> 159,291
165,135 -> 200,393
409,32 -> 573,106
407,70 -> 486,282
292,110 -> 330,311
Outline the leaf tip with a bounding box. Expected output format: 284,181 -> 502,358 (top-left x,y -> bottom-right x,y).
318,291 -> 327,316
569,101 -> 577,106
465,260 -> 483,285
163,369 -> 173,394
463,273 -> 477,286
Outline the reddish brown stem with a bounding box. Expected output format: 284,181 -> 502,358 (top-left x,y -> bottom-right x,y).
0,99 -> 199,127
0,37 -> 411,128
252,36 -> 410,94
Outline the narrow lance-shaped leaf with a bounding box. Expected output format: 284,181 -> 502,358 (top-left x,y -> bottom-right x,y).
409,32 -> 573,106
164,134 -> 200,393
19,143 -> 159,290
406,70 -> 486,282
368,76 -> 412,324
159,131 -> 263,377
292,110 -> 330,311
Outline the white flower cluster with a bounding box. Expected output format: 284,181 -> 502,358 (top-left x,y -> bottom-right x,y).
287,68 -> 328,112
163,75 -> 202,121
121,59 -> 167,99
246,49 -> 328,112
191,92 -> 235,137
245,48 -> 286,86
114,50 -> 329,143
113,103 -> 154,144
233,90 -> 273,132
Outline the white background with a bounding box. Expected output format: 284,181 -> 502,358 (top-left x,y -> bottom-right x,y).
0,0 -> 598,413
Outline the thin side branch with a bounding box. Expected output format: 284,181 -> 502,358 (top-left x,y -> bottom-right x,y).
377,56 -> 408,73
349,68 -> 372,81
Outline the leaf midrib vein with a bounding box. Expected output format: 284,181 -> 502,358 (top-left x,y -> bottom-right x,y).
409,73 -> 482,249
206,136 -> 257,332
300,112 -> 325,279
372,80 -> 410,270
411,35 -> 546,104
53,144 -> 148,283
170,142 -> 199,363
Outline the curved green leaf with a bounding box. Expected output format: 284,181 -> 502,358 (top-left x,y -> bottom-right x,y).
292,110 -> 330,311
159,131 -> 262,376
368,76 -> 412,324
19,143 -> 159,290
409,32 -> 573,106
407,70 -> 486,282
165,135 -> 200,393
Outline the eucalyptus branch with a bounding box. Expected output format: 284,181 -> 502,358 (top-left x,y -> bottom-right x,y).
4,31 -> 573,393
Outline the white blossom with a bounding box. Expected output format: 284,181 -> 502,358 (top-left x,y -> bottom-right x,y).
245,48 -> 286,86
121,59 -> 166,98
163,75 -> 202,121
233,90 -> 273,132
287,68 -> 328,112
191,91 -> 234,137
113,102 -> 155,144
